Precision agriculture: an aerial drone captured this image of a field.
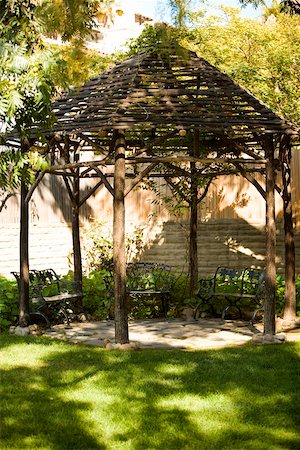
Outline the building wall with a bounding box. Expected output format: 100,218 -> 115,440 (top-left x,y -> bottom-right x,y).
1,218 -> 300,279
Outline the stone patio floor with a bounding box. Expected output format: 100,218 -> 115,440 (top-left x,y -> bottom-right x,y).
43,318 -> 300,350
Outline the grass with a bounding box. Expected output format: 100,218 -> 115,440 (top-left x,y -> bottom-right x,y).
0,335 -> 300,450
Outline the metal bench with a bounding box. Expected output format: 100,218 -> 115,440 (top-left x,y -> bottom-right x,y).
12,269 -> 82,327
106,262 -> 173,319
194,266 -> 265,321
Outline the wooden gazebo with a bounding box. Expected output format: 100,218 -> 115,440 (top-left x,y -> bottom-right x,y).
8,49 -> 299,343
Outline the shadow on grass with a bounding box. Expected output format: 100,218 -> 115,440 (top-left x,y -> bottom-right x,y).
1,335 -> 300,449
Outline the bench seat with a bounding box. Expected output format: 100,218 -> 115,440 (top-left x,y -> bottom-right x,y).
194,266 -> 265,321
12,269 -> 82,327
105,262 -> 173,319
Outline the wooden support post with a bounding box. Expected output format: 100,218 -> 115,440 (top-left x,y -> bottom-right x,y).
189,129 -> 199,297
264,138 -> 276,335
281,142 -> 296,323
113,131 -> 129,344
72,154 -> 83,306
19,180 -> 30,327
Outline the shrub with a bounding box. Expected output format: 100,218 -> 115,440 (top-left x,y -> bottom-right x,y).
0,277 -> 19,330
82,220 -> 146,272
81,270 -> 111,319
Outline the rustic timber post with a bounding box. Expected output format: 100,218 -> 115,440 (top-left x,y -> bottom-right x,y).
280,140 -> 296,323
72,153 -> 83,305
189,128 -> 199,297
113,130 -> 129,344
19,142 -> 30,327
264,137 -> 277,335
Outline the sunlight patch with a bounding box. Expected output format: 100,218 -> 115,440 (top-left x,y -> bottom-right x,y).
157,393 -> 237,414
156,363 -> 197,376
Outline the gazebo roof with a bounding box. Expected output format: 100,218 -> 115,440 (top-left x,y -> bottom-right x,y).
50,50 -> 299,142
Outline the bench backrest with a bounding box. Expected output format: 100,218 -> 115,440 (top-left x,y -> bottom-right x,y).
12,269 -> 60,285
242,267 -> 265,298
126,262 -> 172,292
214,267 -> 243,293
12,269 -> 61,296
213,266 -> 264,296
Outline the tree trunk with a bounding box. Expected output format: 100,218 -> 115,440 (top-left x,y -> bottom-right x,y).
281,144 -> 296,322
113,131 -> 129,344
264,138 -> 276,335
19,181 -> 30,327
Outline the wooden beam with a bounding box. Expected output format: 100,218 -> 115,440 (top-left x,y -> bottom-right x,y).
126,156 -> 267,165
78,180 -> 104,208
25,171 -> 46,205
93,167 -> 114,196
45,156 -> 267,173
125,163 -> 158,196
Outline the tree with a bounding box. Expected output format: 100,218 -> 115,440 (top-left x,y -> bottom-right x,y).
0,149 -> 48,212
0,0 -> 116,134
185,9 -> 300,127
0,0 -> 116,326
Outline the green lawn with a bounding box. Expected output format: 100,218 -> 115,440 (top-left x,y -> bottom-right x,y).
1,335 -> 299,450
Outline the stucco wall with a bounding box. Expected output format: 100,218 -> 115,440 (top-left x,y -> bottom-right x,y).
1,219 -> 299,279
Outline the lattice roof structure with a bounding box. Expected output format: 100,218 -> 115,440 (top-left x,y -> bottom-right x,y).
48,50 -> 299,145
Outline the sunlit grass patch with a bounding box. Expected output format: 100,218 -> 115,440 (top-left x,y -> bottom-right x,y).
0,334 -> 299,449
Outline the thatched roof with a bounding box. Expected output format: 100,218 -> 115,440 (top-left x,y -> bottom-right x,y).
51,50 -> 299,142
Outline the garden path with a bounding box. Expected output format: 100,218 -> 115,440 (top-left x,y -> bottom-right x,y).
43,318 -> 300,350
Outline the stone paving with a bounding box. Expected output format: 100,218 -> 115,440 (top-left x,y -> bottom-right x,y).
43,318 -> 300,350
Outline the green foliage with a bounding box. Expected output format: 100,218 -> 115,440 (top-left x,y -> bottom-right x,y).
0,0 -> 108,47
0,40 -> 58,135
38,0 -> 104,42
168,271 -> 192,315
127,23 -> 188,59
0,0 -> 43,48
185,9 -> 300,126
0,149 -> 48,190
82,220 -> 146,272
81,270 -> 109,319
110,269 -> 190,320
167,0 -> 202,28
52,44 -> 113,87
0,148 -> 49,214
0,0 -> 115,137
0,276 -> 19,330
